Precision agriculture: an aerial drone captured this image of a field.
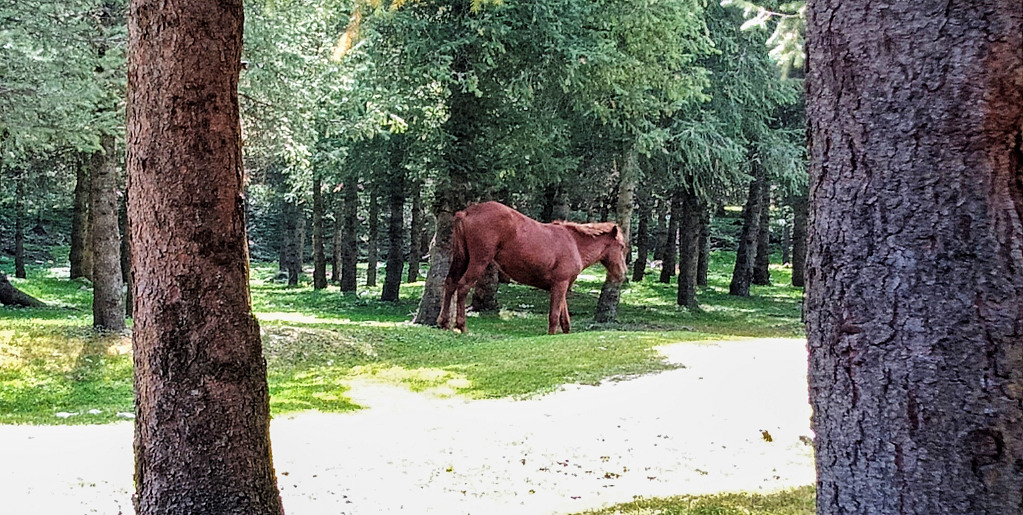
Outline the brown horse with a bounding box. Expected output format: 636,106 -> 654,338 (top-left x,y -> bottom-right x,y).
437,201 -> 627,334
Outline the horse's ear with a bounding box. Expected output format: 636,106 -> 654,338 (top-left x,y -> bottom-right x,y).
610,225 -> 619,238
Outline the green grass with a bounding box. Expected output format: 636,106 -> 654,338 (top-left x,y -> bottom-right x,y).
0,251 -> 804,424
572,486 -> 815,515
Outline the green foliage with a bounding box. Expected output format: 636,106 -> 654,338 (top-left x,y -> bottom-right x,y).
572,485 -> 814,514
0,250 -> 804,424
721,0 -> 805,76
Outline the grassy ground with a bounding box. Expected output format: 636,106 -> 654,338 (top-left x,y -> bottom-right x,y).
0,250 -> 803,425
574,486 -> 815,515
1,251 -> 811,512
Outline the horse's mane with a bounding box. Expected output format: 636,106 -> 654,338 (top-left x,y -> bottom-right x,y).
553,221 -> 621,241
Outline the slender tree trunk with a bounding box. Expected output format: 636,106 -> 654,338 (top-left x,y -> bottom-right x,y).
632,186 -> 651,282
312,172 -> 327,290
676,191 -> 701,309
127,0 -> 284,512
90,135 -> 125,331
366,191 -> 379,287
806,3 -> 1022,513
120,191 -> 133,318
659,191 -> 681,284
752,180 -> 771,285
781,214 -> 791,265
331,219 -> 341,284
697,207 -> 710,287
280,200 -> 301,286
790,189 -> 807,287
595,147 -> 637,323
381,141 -> 406,302
407,181 -> 423,282
340,182 -> 358,292
70,155 -> 93,280
14,174 -> 26,279
0,272 -> 45,307
653,197 -> 668,262
728,158 -> 764,296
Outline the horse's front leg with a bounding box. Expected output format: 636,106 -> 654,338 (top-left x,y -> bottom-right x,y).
548,282 -> 569,335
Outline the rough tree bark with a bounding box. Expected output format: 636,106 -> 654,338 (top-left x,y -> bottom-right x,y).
728,157 -> 764,296
89,135 -> 125,331
70,155 -> 93,281
595,147 -> 637,323
280,199 -> 301,286
653,197 -> 668,262
381,139 -> 406,302
659,191 -> 681,284
790,189 -> 807,287
805,2 -> 1022,513
311,171 -> 327,290
752,180 -> 771,285
366,190 -> 379,288
676,191 -> 701,309
127,0 -> 284,512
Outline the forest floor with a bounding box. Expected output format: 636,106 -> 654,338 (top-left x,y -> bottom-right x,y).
1,337 -> 813,515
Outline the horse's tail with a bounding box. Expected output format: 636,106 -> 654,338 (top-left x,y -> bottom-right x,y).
446,211 -> 469,282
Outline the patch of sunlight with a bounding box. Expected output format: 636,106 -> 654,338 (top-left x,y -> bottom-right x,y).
350,364 -> 473,397
577,273 -> 599,281
257,312 -> 405,329
45,266 -> 71,278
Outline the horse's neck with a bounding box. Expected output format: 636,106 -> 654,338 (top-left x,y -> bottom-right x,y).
571,232 -> 608,268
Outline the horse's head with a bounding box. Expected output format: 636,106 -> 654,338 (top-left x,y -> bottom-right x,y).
600,225 -> 627,283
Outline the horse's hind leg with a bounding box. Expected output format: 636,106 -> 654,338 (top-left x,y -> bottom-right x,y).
437,277 -> 456,329
453,259 -> 491,333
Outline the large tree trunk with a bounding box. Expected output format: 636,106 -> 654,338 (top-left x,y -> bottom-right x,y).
70,155 -> 93,281
805,2 -> 1022,514
676,191 -> 701,309
631,186 -> 651,282
752,180 -> 771,285
14,174 -> 26,279
595,147 -> 637,323
697,207 -> 710,287
659,191 -> 681,284
366,190 -> 379,287
728,158 -> 764,296
311,171 -> 327,290
381,140 -> 406,302
790,189 -> 807,287
470,263 -> 501,313
407,181 -> 424,283
90,135 -> 125,331
413,43 -> 477,326
340,182 -> 358,292
127,1 -> 284,512
0,272 -> 45,307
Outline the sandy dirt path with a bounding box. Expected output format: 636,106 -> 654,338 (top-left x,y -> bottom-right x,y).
0,338 -> 814,515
